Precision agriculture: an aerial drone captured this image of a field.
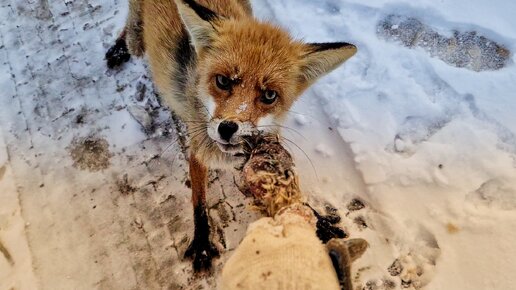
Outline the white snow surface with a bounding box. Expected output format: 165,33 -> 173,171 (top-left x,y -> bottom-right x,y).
258,0 -> 516,289
0,0 -> 515,289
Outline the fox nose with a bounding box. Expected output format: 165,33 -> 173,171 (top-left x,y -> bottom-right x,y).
218,121 -> 239,142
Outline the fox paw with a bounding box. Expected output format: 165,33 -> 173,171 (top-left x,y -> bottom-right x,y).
105,38 -> 131,69
184,237 -> 220,272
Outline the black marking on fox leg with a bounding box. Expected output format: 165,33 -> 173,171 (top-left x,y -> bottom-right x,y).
105,38 -> 131,69
175,30 -> 195,93
308,42 -> 356,53
183,0 -> 218,22
193,203 -> 210,241
184,203 -> 220,272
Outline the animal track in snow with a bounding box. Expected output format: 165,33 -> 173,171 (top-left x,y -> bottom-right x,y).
392,115 -> 451,155
466,179 -> 516,211
350,205 -> 441,289
377,14 -> 511,72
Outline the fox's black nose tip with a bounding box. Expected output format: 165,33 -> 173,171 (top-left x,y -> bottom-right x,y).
218,121 -> 239,142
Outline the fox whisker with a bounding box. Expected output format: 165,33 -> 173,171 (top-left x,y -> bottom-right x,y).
278,135 -> 319,181
257,124 -> 306,140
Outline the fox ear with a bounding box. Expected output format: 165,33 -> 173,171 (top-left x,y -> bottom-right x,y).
175,0 -> 219,52
300,42 -> 357,84
236,0 -> 253,14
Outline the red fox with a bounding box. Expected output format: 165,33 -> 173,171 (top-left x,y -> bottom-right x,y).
106,0 -> 356,272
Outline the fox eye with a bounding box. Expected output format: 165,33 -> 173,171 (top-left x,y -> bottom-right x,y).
216,75 -> 231,90
261,90 -> 278,105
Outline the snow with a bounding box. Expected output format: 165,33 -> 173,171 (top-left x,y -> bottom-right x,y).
236,102 -> 248,114
0,0 -> 515,289
258,0 -> 516,289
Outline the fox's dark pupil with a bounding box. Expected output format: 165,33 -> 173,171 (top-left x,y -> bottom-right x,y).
216,75 -> 231,90
261,90 -> 277,105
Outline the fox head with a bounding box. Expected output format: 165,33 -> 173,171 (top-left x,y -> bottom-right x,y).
176,0 -> 356,157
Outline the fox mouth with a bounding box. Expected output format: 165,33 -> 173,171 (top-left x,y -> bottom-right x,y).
215,141 -> 244,156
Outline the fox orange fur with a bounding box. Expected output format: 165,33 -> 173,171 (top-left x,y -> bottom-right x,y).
106,0 -> 357,271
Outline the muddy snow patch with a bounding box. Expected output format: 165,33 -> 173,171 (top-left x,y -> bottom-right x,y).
0,165 -> 5,181
69,136 -> 112,171
0,240 -> 13,266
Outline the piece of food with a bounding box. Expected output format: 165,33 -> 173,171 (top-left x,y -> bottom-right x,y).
240,134 -> 347,242
241,135 -> 302,216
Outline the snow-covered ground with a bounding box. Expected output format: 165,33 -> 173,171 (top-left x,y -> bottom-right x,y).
258,0 -> 516,289
0,0 -> 515,289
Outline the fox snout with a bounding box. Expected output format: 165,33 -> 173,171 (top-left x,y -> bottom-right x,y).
207,117 -> 268,155
208,119 -> 256,145
218,120 -> 239,143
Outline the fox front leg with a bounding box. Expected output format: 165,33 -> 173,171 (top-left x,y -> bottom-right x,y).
184,154 -> 220,272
